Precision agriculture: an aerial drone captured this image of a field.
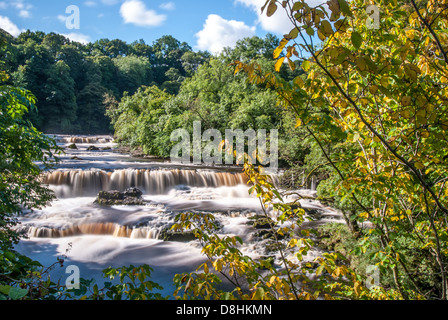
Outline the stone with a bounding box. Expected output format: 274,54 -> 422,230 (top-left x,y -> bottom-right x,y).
95,188 -> 144,206
246,215 -> 274,229
159,228 -> 196,242
67,143 -> 77,149
87,145 -> 99,151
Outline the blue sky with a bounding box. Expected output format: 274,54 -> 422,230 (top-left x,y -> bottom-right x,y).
0,0 -> 311,55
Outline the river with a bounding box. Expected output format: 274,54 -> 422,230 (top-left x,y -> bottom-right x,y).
14,135 -> 343,297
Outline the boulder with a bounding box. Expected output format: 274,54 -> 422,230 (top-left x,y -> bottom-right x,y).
159,228 -> 196,242
95,188 -> 144,206
246,215 -> 274,229
67,143 -> 77,149
87,145 -> 99,151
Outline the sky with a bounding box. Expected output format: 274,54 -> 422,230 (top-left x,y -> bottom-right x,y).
0,0 -> 318,55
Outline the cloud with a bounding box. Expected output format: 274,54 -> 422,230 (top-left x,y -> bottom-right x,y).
11,0 -> 33,19
234,0 -> 292,35
159,2 -> 176,11
61,32 -> 91,44
195,14 -> 256,55
57,15 -> 67,23
235,0 -> 325,35
120,0 -> 166,27
0,15 -> 24,37
84,1 -> 97,7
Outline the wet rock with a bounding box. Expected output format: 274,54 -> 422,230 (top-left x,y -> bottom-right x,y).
70,156 -> 83,160
246,215 -> 274,229
67,143 -> 77,149
87,145 -> 99,151
95,188 -> 144,206
159,228 -> 196,242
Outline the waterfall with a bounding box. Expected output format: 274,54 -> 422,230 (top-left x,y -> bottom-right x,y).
42,168 -> 249,197
18,223 -> 163,240
53,135 -> 114,144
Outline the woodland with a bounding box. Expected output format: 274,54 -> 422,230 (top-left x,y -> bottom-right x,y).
1,0 -> 448,301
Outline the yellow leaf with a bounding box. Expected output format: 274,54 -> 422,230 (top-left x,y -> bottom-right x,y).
414,162 -> 425,170
287,57 -> 296,71
401,110 -> 411,119
401,96 -> 412,106
273,38 -> 288,59
275,57 -> 285,72
369,85 -> 378,94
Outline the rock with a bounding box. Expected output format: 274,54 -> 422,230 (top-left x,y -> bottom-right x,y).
102,147 -> 112,150
67,143 -> 77,149
70,156 -> 83,160
95,188 -> 144,206
124,187 -> 143,198
159,228 -> 196,242
87,145 -> 99,151
246,215 -> 274,229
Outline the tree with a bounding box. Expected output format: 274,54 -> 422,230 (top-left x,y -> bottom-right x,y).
0,50 -> 59,250
113,55 -> 152,96
235,0 -> 448,299
42,60 -> 78,133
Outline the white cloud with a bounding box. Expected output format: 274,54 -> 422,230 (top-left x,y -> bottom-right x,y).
235,0 -> 326,35
18,9 -> 30,18
120,0 -> 166,27
84,1 -> 97,7
234,0 -> 291,35
159,2 -> 176,11
11,0 -> 33,19
0,15 -> 24,37
195,14 -> 256,55
61,32 -> 91,44
57,14 -> 67,23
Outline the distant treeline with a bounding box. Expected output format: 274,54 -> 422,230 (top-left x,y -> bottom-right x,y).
2,30 -> 314,173
1,29 -> 211,134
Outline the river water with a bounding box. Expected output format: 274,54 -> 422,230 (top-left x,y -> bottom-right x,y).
15,135 -> 343,297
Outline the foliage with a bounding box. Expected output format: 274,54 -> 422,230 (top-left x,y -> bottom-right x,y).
234,0 -> 448,299
70,264 -> 168,300
1,32 -> 210,134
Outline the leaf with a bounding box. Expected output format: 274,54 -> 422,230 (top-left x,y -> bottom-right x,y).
266,0 -> 278,17
302,60 -> 311,72
275,57 -> 285,72
351,32 -> 362,49
320,20 -> 333,36
338,0 -> 352,16
273,38 -> 288,59
287,57 -> 296,71
8,287 -> 28,300
289,27 -> 299,39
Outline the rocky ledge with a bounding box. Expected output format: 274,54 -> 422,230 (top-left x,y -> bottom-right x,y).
95,187 -> 145,206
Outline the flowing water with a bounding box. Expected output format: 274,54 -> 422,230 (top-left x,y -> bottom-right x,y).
15,135 -> 343,297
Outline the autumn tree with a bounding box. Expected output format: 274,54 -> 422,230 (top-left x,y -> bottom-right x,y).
233,0 -> 448,299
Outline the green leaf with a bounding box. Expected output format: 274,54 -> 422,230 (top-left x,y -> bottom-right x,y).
338,0 -> 352,16
266,0 -> 277,17
351,31 -> 362,49
302,60 -> 311,72
0,285 -> 11,295
8,287 -> 28,300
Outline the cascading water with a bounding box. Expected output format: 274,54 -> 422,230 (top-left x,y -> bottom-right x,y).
15,134 -> 343,296
42,168 -> 248,198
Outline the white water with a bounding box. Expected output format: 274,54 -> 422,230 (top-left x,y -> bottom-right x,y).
16,135 -> 343,297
